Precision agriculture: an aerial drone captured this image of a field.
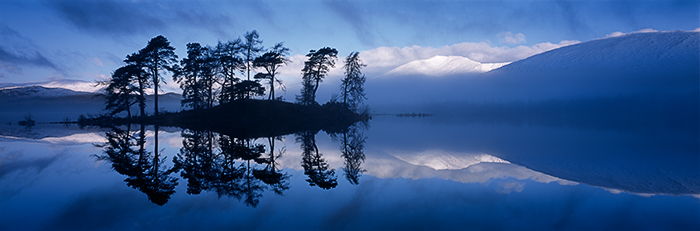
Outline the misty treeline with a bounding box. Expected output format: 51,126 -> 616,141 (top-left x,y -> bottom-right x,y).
101,32 -> 367,117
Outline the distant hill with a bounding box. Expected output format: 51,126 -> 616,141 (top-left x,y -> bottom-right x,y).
493,31 -> 698,74
483,31 -> 699,100
0,86 -> 92,99
0,79 -> 104,93
0,85 -> 182,122
367,31 -> 700,106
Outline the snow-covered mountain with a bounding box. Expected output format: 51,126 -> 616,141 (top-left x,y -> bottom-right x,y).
0,81 -> 182,122
384,55 -> 509,77
0,86 -> 92,99
388,150 -> 509,170
479,31 -> 700,100
0,79 -> 105,93
493,30 -> 698,74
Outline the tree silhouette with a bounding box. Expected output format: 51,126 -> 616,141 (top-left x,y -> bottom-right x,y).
131,35 -> 178,116
254,42 -> 290,100
297,130 -> 338,189
216,135 -> 246,199
340,51 -> 367,112
232,80 -> 265,100
174,43 -> 207,110
96,125 -> 178,205
103,65 -> 142,117
241,30 -> 264,81
174,43 -> 220,110
253,136 -> 290,195
132,125 -> 179,205
338,125 -> 367,185
215,40 -> 244,104
219,136 -> 266,207
94,126 -> 138,179
297,47 -> 338,106
122,53 -> 150,117
173,129 -> 219,195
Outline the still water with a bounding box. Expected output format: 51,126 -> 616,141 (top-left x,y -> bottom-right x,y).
0,115 -> 698,230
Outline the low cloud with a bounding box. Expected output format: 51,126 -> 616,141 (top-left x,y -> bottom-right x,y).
356,39 -> 579,77
273,38 -> 579,101
497,31 -> 527,45
604,28 -> 662,38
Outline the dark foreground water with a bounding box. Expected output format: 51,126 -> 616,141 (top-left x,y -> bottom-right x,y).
0,115 -> 698,231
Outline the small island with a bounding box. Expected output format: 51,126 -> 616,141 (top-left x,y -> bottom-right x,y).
80,32 -> 370,137
80,99 -> 368,138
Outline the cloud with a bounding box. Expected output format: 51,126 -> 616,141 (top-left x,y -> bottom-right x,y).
50,0 -> 166,36
604,31 -> 627,38
555,0 -> 591,36
497,32 -> 526,45
50,0 -> 236,38
357,39 -> 579,77
635,28 -> 659,33
0,24 -> 59,77
324,0 -> 377,47
87,57 -> 103,67
272,38 -> 578,101
604,28 -> 664,38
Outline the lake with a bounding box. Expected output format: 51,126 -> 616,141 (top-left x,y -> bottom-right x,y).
0,114 -> 698,230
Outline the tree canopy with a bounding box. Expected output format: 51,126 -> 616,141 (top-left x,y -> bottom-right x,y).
103,32 -> 366,119
340,51 -> 368,112
254,42 -> 291,100
297,47 -> 338,106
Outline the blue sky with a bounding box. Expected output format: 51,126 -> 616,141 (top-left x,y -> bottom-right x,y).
0,0 -> 698,93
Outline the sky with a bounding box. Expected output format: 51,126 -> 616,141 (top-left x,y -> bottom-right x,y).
0,0 -> 698,96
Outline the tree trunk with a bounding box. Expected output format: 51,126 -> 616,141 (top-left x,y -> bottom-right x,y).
343,81 -> 349,104
153,125 -> 160,185
270,75 -> 275,100
153,65 -> 159,116
139,81 -> 146,117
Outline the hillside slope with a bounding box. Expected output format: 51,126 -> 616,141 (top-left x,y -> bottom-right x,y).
484,31 -> 699,100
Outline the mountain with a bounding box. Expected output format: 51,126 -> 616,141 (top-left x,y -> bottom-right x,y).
0,84 -> 182,123
0,86 -> 92,99
0,79 -> 104,93
493,31 -> 698,74
367,31 -> 699,106
481,31 -> 700,100
384,55 -> 509,77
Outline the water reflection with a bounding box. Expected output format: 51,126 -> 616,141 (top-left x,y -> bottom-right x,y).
2,118 -> 698,230
94,125 -> 178,205
335,124 -> 367,185
94,124 -> 367,206
297,130 -> 338,189
174,129 -> 292,207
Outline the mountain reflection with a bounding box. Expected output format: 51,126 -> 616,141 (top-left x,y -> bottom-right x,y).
95,125 -> 365,206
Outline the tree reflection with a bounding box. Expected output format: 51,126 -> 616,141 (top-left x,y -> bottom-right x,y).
297,130 -> 338,189
337,124 -> 367,185
173,130 -> 218,195
220,136 -> 265,207
96,125 -> 178,205
172,130 -> 291,207
97,123 -> 370,206
253,136 -> 290,195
